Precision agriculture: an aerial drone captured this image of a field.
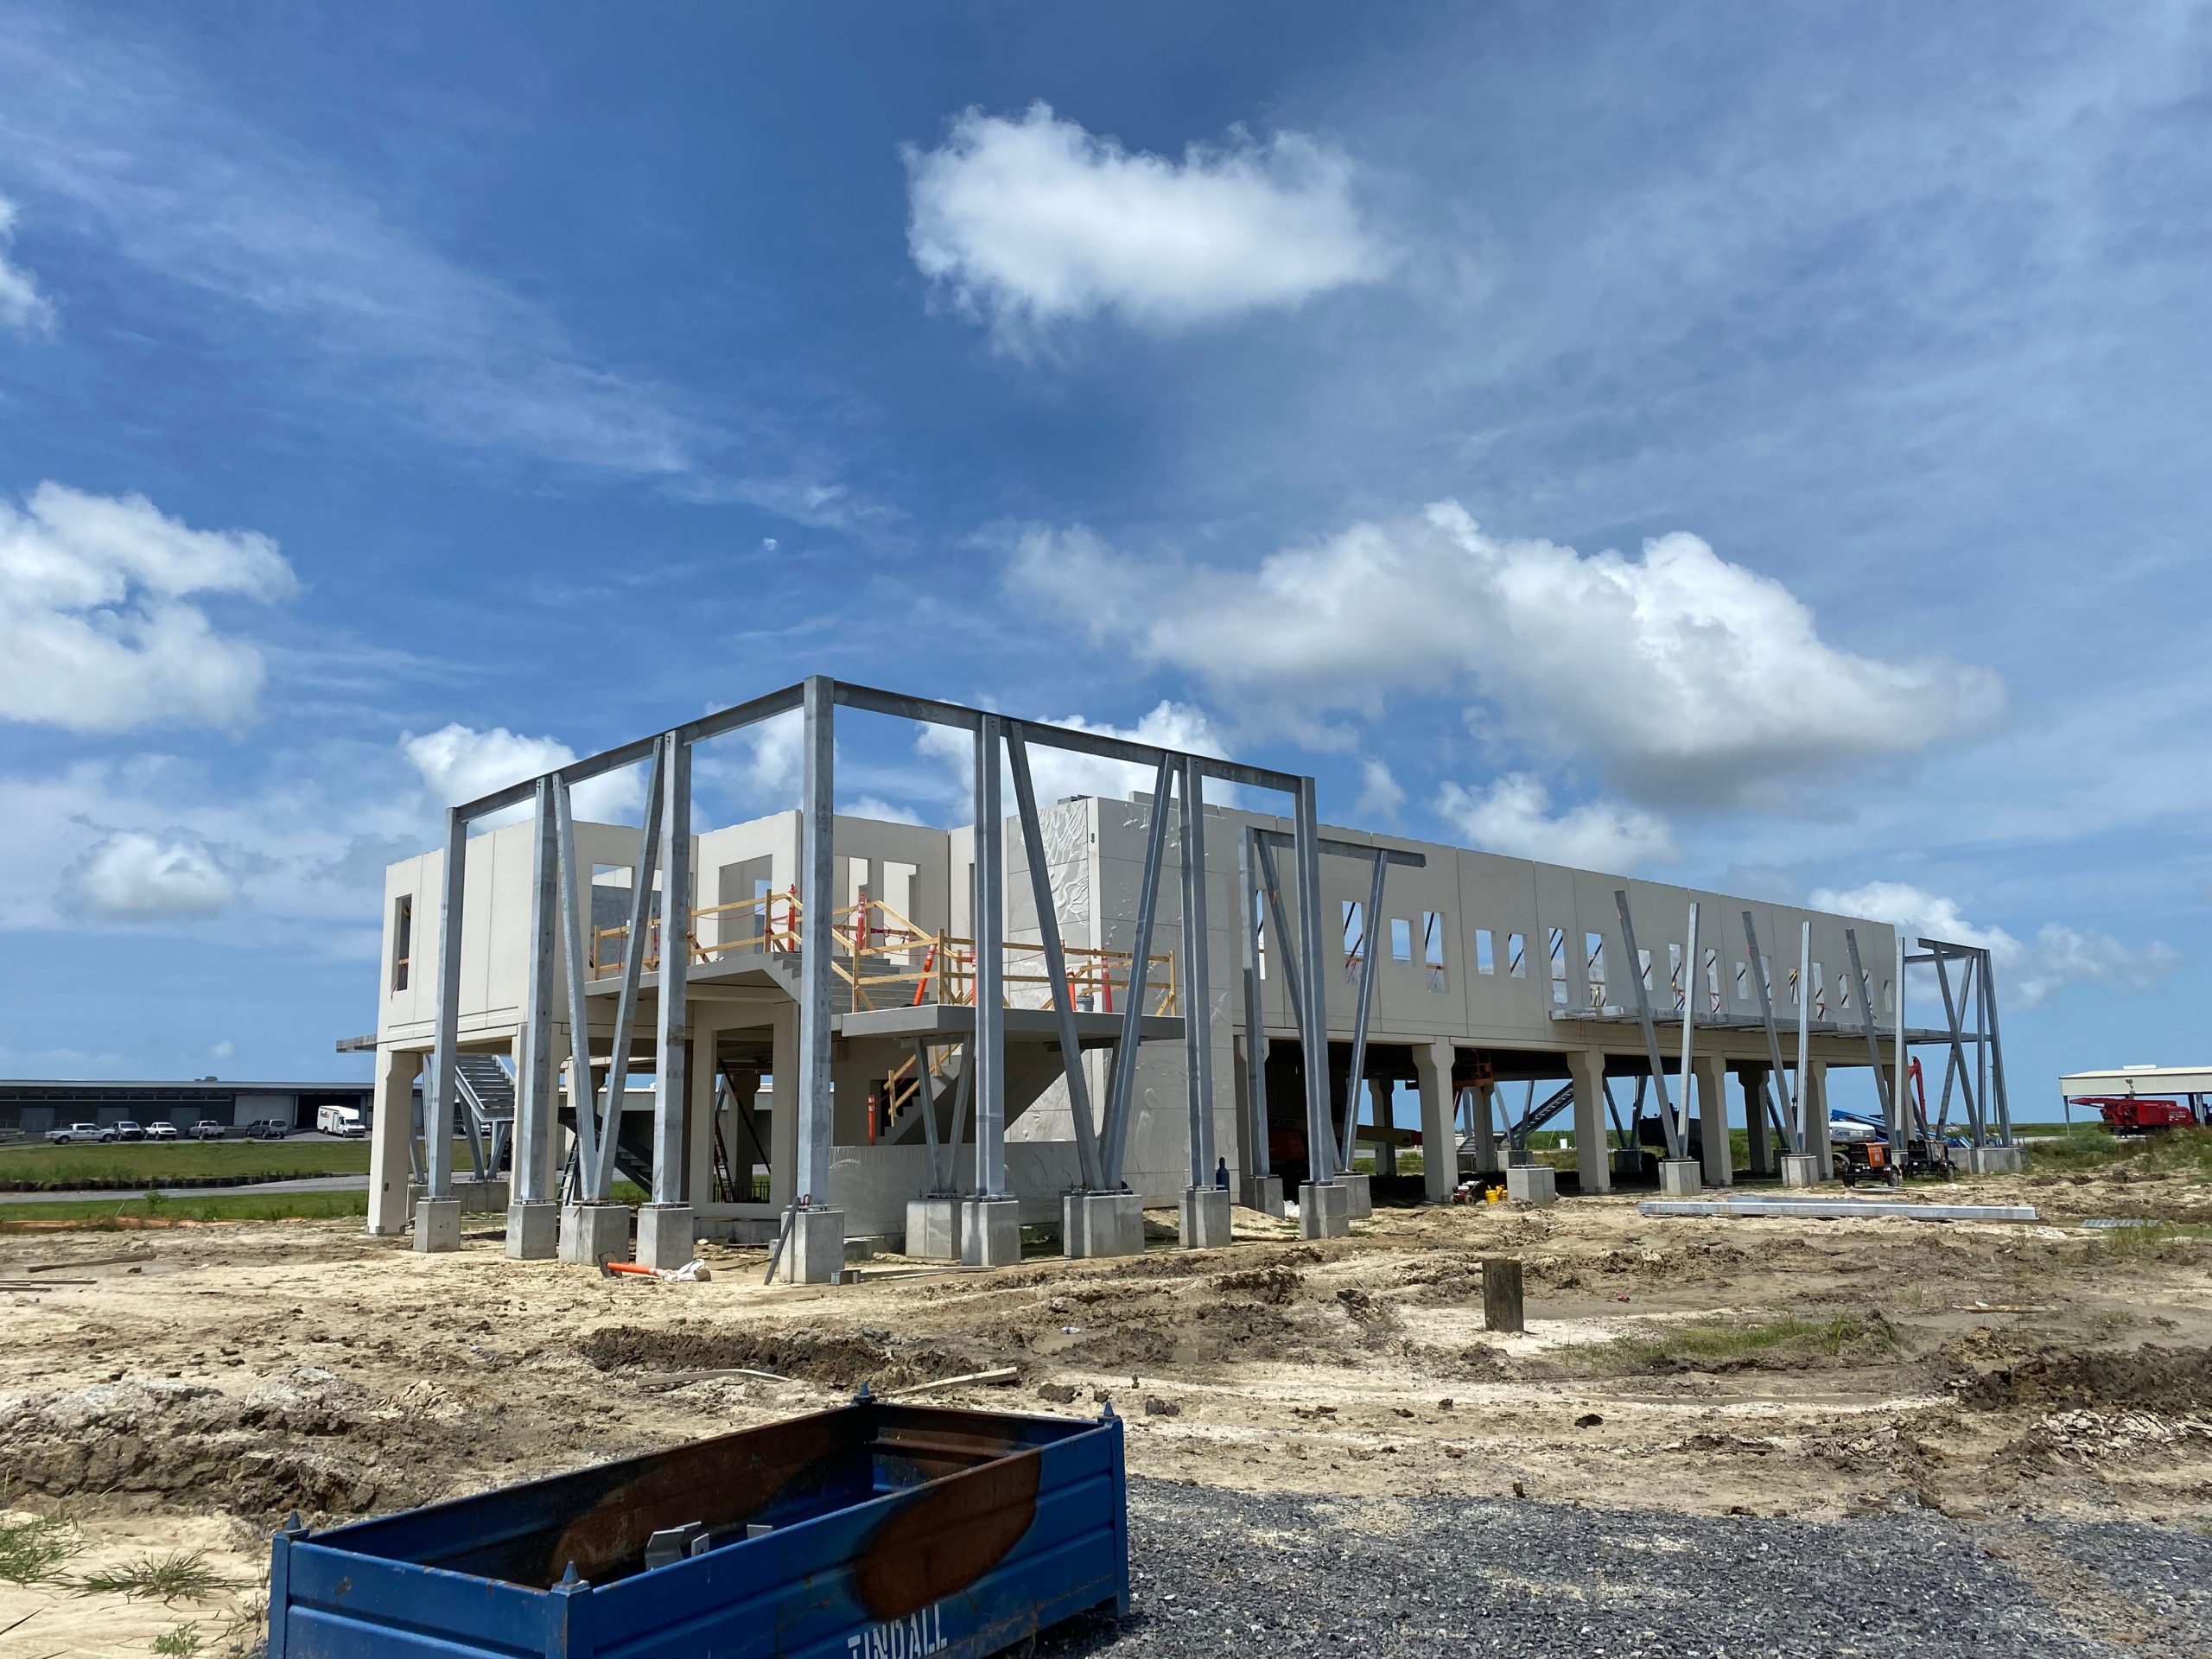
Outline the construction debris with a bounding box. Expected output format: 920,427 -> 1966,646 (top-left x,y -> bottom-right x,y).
1639,1198 -> 2039,1223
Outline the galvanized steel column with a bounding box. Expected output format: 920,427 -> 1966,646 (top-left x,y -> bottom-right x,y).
972,714 -> 1007,1198
516,779 -> 557,1204
1291,778 -> 1332,1182
1179,757 -> 1215,1185
1236,826 -> 1269,1180
652,732 -> 691,1204
795,677 -> 836,1207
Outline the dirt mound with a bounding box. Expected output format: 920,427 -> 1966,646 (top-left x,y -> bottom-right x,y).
1956,1344 -> 2212,1412
575,1323 -> 983,1389
1211,1265 -> 1305,1304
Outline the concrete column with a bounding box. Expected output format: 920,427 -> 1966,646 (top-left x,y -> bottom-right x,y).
1566,1049 -> 1611,1194
505,1027 -> 559,1260
769,1004 -> 799,1208
1370,1079 -> 1396,1177
1413,1041 -> 1456,1202
367,1047 -> 420,1236
1803,1058 -> 1833,1168
1694,1054 -> 1732,1188
685,1019 -> 720,1205
1470,1084 -> 1503,1175
1741,1065 -> 1775,1177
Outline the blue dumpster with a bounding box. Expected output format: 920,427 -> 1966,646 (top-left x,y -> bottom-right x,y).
268,1396 -> 1128,1657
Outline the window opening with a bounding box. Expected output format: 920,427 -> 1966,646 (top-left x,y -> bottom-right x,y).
1505,931 -> 1527,978
1423,912 -> 1447,991
1474,927 -> 1495,976
391,896 -> 412,992
1548,927 -> 1568,1007
1390,916 -> 1413,963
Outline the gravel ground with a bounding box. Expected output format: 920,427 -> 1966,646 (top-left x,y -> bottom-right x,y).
1038,1479 -> 2212,1658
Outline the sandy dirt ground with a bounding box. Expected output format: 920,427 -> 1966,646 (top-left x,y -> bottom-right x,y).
3,1161 -> 2209,1656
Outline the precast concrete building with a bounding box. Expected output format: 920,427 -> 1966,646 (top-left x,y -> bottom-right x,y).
364,677 -> 2013,1280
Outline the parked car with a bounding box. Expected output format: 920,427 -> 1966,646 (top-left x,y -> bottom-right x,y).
112,1121 -> 146,1142
189,1121 -> 227,1141
145,1122 -> 179,1141
244,1119 -> 292,1140
48,1122 -> 111,1145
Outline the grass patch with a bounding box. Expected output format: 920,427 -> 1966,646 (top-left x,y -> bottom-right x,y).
1575,1314 -> 1894,1376
0,1140 -> 379,1186
2094,1220 -> 2212,1262
0,1513 -> 80,1584
151,1623 -> 204,1656
71,1549 -> 232,1604
0,1190 -> 372,1229
2028,1126 -> 2212,1182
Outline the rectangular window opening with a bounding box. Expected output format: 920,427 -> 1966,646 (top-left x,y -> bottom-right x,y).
391,895 -> 412,993
1704,947 -> 1722,1014
1548,927 -> 1568,1007
1424,911 -> 1447,991
1638,947 -> 1654,990
1389,916 -> 1413,963
1668,942 -> 1685,1011
1474,926 -> 1495,976
1506,931 -> 1527,979
1253,892 -> 1268,982
1342,899 -> 1366,983
1584,931 -> 1608,1009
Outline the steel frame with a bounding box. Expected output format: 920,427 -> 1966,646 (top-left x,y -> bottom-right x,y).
1907,937 -> 2012,1149
419,677 -> 1333,1236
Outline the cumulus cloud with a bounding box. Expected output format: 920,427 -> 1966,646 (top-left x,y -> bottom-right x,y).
0,482 -> 297,733
847,795 -> 923,826
1810,880 -> 2181,1010
1354,758 -> 1405,821
0,195 -> 54,332
1436,773 -> 1677,872
70,830 -> 234,920
1014,502 -> 2005,804
904,102 -> 1392,342
917,700 -> 1236,814
402,724 -> 643,827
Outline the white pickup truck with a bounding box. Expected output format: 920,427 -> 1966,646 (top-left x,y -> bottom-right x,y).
48,1122 -> 111,1144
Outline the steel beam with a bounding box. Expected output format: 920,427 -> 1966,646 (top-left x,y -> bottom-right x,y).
944,1038 -> 974,1196
1795,921 -> 1813,1147
1007,723 -> 1103,1192
552,779 -> 600,1189
652,732 -> 690,1204
426,807 -> 467,1200
1677,903 -> 1700,1152
1742,912 -> 1801,1156
1615,891 -> 1681,1160
972,715 -> 1007,1198
1983,947 -> 2012,1144
1236,827 -> 1270,1179
1844,928 -> 1891,1132
794,676 -> 836,1207
1337,849 -> 1388,1175
591,741 -> 664,1198
911,1038 -> 944,1192
1100,758 -> 1176,1186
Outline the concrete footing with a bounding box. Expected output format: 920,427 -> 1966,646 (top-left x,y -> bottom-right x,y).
413,1198 -> 461,1253
504,1200 -> 559,1261
1299,1180 -> 1351,1239
408,1178 -> 509,1215
1064,1192 -> 1144,1259
559,1202 -> 632,1266
780,1207 -> 846,1283
1505,1165 -> 1557,1206
906,1196 -> 963,1262
1340,1173 -> 1373,1219
1780,1154 -> 1826,1188
960,1198 -> 1021,1268
1611,1148 -> 1644,1179
1657,1159 -> 1703,1198
635,1203 -> 696,1269
1179,1186 -> 1233,1249
1239,1174 -> 1286,1217
1965,1146 -> 2024,1175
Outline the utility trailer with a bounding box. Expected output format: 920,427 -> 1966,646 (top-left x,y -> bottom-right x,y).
268,1396 -> 1128,1658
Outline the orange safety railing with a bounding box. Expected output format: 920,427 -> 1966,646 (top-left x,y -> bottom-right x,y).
590,890 -> 1179,1018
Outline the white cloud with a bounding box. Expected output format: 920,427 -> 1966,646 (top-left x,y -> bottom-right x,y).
0,194 -> 54,332
1810,880 -> 2181,1010
1354,758 -> 1405,821
741,711 -> 805,799
401,724 -> 642,828
1436,773 -> 1677,872
207,1039 -> 234,1062
1015,502 -> 2006,804
0,481 -> 296,733
847,795 -> 923,826
904,102 -> 1392,342
915,699 -> 1236,817
70,830 -> 234,920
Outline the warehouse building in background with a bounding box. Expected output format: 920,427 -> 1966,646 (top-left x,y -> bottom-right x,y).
0,1078 -> 376,1139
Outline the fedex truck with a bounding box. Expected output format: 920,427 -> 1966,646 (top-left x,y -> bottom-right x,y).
316,1103 -> 366,1138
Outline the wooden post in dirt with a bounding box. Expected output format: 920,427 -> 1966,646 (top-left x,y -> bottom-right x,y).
1481,1257 -> 1525,1334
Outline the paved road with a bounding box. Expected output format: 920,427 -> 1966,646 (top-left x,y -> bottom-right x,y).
0,1174 -> 370,1205
1038,1479 -> 2211,1659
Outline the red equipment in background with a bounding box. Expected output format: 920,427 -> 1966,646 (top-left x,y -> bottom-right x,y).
2071,1096 -> 2198,1133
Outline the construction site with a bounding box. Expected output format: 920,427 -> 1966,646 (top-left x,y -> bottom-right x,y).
3,678 -> 2208,1658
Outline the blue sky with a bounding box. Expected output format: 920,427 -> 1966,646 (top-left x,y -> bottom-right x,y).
1,2 -> 2207,1114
